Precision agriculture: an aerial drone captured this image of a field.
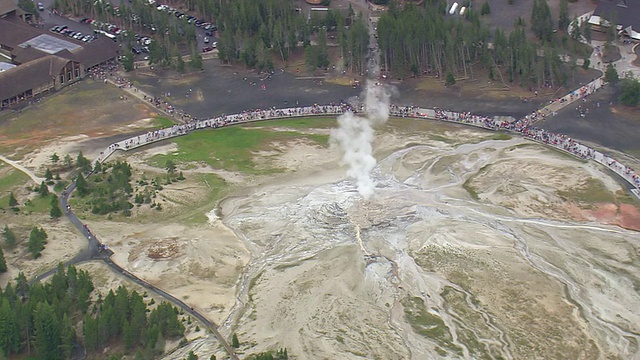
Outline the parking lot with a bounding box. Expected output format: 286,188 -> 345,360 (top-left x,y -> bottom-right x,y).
38,0 -> 218,61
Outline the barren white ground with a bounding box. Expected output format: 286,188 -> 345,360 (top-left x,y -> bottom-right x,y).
3,118 -> 639,360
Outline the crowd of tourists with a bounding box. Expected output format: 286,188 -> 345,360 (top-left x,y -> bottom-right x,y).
391,100 -> 640,189
96,76 -> 639,190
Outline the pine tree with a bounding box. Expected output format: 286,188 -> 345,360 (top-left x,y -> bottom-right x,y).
316,28 -> 330,69
76,151 -> 91,173
50,195 -> 62,219
44,168 -> 53,181
38,181 -> 49,197
187,350 -> 198,360
8,192 -> 17,207
60,313 -> 76,359
33,302 -> 62,360
445,72 -> 456,86
189,46 -> 203,70
63,154 -> 73,168
605,64 -> 619,85
480,1 -> 490,15
176,52 -> 185,73
231,333 -> 239,348
3,225 -> 16,248
75,173 -> 89,197
50,152 -> 59,165
83,315 -> 98,352
134,349 -> 144,360
0,298 -> 21,355
558,0 -> 570,30
0,246 -> 7,273
28,226 -> 45,258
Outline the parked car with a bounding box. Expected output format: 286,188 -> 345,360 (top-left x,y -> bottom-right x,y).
37,2 -> 44,11
201,46 -> 214,53
203,37 -> 209,43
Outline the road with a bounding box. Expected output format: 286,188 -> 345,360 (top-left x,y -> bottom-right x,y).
28,175 -> 241,360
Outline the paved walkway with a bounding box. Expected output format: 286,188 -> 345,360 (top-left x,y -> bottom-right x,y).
0,154 -> 45,184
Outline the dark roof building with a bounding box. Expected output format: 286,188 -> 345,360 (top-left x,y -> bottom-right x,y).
589,0 -> 640,41
0,0 -> 24,19
0,9 -> 119,109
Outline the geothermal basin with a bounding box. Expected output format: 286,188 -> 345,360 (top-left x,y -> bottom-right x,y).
213,118 -> 640,360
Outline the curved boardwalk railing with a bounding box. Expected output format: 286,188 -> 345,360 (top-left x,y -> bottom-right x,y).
95,102 -> 640,194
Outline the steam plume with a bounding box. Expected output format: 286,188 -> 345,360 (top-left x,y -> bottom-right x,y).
331,82 -> 390,199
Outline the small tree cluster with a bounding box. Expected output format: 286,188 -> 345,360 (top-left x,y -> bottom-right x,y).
619,77 -> 640,107
27,226 -> 47,258
248,348 -> 289,360
3,225 -> 17,248
83,285 -> 185,357
0,246 -> 7,273
50,194 -> 63,219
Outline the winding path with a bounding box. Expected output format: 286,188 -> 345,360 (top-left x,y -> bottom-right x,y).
0,154 -> 45,184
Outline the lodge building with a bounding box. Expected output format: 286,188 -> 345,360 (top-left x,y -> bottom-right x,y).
0,0 -> 119,109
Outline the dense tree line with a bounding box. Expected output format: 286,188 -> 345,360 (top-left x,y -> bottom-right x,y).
248,348 -> 289,360
377,0 -> 581,87
215,0 -> 303,70
83,285 -> 185,357
0,265 -> 185,359
0,265 -> 94,359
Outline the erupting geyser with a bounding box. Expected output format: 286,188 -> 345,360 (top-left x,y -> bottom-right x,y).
330,82 -> 391,199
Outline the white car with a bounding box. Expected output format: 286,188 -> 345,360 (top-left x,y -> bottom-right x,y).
204,37 -> 210,43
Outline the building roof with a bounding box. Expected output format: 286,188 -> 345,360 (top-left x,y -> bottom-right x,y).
70,37 -> 119,68
0,62 -> 16,71
11,44 -> 47,64
0,55 -> 70,100
0,17 -> 43,49
1,16 -> 118,68
593,0 -> 640,33
0,0 -> 19,17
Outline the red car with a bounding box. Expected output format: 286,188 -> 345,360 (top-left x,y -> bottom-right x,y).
202,46 -> 214,53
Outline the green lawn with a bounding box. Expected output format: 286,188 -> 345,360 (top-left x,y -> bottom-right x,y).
149,125 -> 328,174
242,116 -> 337,129
23,193 -> 53,214
153,116 -> 176,128
0,162 -> 30,207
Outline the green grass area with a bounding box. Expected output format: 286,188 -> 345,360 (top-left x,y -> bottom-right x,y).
402,296 -> 462,355
152,116 -> 176,128
243,116 -> 337,129
23,193 -> 54,214
440,286 -> 495,360
148,126 -> 328,175
0,165 -> 29,194
0,163 -> 30,208
177,173 -> 228,224
556,178 -> 616,204
490,133 -> 512,141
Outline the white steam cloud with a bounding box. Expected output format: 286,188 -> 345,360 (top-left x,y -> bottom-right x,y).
330,82 -> 391,199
